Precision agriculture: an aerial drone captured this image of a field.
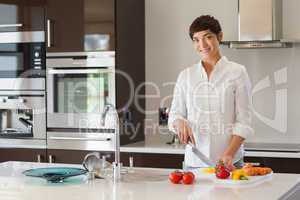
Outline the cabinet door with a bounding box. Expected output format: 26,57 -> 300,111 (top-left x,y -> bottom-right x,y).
46,0 -> 115,52
0,148 -> 47,162
245,156 -> 300,174
47,149 -> 114,164
0,0 -> 45,32
115,0 -> 145,145
121,153 -> 184,169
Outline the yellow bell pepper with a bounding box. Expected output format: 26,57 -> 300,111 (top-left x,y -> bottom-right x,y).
232,169 -> 248,180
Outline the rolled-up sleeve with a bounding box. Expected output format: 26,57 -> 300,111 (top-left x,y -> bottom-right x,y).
168,71 -> 187,133
232,66 -> 254,139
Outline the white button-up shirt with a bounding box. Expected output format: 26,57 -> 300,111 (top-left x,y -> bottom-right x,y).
168,56 -> 253,167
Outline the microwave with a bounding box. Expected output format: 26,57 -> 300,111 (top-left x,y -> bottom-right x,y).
0,31 -> 45,78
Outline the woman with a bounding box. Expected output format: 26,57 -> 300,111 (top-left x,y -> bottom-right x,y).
168,15 -> 253,169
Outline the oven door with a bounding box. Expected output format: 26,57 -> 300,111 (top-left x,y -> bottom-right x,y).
0,31 -> 45,78
47,68 -> 115,129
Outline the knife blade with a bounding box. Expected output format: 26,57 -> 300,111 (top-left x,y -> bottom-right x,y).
188,142 -> 214,166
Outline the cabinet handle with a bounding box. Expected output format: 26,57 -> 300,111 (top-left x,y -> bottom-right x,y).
37,154 -> 42,163
248,162 -> 261,166
0,24 -> 23,28
129,156 -> 134,168
48,136 -> 111,141
48,154 -> 55,163
47,19 -> 52,47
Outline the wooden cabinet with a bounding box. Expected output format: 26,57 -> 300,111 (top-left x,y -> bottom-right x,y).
121,152 -> 184,169
245,156 -> 300,174
46,149 -> 114,164
0,148 -> 46,162
115,0 -> 145,145
0,0 -> 45,32
46,0 -> 115,52
45,0 -> 146,145
3,148 -> 182,169
46,150 -> 183,169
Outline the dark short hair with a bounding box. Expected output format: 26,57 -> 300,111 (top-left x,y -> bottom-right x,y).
189,15 -> 222,39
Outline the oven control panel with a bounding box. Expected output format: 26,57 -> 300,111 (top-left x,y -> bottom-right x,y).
32,44 -> 44,70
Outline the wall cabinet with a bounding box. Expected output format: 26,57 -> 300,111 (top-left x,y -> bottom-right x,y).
115,0 -> 145,145
0,0 -> 45,32
45,0 -> 146,145
46,0 -> 114,52
0,148 -> 46,163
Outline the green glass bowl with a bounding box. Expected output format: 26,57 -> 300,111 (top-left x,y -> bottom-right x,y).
23,167 -> 87,183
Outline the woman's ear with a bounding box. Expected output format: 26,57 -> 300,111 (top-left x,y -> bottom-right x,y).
217,32 -> 223,42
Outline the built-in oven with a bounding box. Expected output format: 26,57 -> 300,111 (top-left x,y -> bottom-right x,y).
47,52 -> 115,130
0,31 -> 45,79
46,52 -> 116,151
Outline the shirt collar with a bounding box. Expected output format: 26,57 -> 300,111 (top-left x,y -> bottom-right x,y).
198,56 -> 228,70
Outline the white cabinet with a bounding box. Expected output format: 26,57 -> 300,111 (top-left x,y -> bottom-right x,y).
283,0 -> 300,40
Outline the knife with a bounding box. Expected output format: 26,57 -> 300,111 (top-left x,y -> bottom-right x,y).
188,142 -> 215,166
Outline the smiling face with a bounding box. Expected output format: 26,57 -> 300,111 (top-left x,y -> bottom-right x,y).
192,30 -> 223,61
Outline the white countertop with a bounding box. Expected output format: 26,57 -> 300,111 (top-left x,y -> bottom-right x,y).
0,161 -> 299,200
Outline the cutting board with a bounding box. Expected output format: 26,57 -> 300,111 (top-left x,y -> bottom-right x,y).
192,168 -> 273,187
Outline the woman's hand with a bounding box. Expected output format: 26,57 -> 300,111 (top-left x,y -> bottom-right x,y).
173,119 -> 195,144
219,154 -> 235,171
219,135 -> 245,171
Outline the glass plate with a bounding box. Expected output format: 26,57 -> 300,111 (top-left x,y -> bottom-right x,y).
23,167 -> 87,183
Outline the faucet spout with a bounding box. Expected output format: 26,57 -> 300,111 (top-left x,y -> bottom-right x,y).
101,103 -> 121,181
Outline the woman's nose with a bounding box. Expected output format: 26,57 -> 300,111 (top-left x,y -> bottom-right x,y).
199,39 -> 207,48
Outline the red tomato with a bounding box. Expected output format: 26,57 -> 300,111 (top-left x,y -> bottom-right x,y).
182,172 -> 195,184
169,171 -> 183,184
215,161 -> 230,179
215,169 -> 230,179
184,171 -> 195,180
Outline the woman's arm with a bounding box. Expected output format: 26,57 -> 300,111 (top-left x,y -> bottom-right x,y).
221,135 -> 244,170
168,71 -> 195,144
221,66 -> 253,169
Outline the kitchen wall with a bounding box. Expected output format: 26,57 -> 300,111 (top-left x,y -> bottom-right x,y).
145,0 -> 300,145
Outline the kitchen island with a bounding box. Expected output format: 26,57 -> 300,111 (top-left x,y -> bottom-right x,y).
0,161 -> 299,200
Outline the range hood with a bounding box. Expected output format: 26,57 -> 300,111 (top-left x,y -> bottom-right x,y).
224,0 -> 292,48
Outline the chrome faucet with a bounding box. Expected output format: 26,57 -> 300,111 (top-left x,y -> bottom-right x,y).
101,103 -> 121,181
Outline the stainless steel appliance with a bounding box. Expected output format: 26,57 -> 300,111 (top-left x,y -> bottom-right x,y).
223,0 -> 293,48
46,52 -> 116,151
47,51 -> 115,129
0,90 -> 46,139
0,31 -> 46,148
0,31 -> 45,79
